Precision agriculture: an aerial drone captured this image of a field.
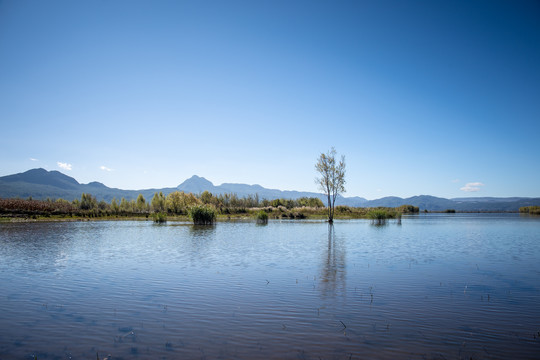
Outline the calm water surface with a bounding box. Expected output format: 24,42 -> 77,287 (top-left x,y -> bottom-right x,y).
1,214 -> 539,359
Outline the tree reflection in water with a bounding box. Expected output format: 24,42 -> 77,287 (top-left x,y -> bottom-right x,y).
319,224 -> 346,298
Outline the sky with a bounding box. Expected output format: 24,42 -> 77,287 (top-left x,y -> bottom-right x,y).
1,0 -> 539,199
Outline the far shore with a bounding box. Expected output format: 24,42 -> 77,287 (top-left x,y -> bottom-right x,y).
2,195 -> 535,224
0,209 -> 526,224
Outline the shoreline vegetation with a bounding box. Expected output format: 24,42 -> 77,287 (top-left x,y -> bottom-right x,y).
0,191 -> 423,223
0,192 -> 533,223
519,206 -> 540,215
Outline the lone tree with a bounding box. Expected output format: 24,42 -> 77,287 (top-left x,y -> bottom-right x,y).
315,147 -> 346,223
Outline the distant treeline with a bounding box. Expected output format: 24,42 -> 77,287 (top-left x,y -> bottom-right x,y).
0,191 -> 326,218
519,206 -> 540,215
0,191 -> 419,219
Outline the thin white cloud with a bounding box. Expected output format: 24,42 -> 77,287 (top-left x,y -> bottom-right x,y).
451,179 -> 460,183
100,165 -> 113,172
30,158 -> 39,162
57,162 -> 73,171
460,182 -> 485,192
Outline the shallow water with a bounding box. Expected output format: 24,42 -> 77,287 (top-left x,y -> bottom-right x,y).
1,214 -> 539,359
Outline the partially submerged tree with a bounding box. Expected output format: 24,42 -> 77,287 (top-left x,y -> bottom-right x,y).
315,147 -> 346,223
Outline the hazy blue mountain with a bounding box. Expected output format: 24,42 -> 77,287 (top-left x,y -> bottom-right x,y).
363,195 -> 540,212
1,168 -> 539,211
0,168 -> 167,202
178,175 -> 217,194
363,196 -> 410,207
451,197 -> 526,202
0,168 -> 80,190
177,175 -> 334,203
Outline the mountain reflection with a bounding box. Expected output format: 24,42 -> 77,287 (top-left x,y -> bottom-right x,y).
319,224 -> 346,298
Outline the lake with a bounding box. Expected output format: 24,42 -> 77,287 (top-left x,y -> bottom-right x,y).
1,214 -> 539,359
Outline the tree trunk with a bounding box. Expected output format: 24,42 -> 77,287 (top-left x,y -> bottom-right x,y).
327,194 -> 332,223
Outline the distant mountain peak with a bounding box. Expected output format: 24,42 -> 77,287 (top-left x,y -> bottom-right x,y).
86,181 -> 107,188
29,167 -> 48,174
0,168 -> 79,188
188,175 -> 209,181
177,175 -> 215,193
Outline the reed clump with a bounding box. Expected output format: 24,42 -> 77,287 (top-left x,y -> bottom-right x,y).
255,210 -> 268,224
152,212 -> 167,223
189,205 -> 216,225
367,208 -> 396,225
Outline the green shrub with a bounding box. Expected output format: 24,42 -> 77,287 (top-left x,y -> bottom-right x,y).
152,212 -> 167,223
444,209 -> 456,213
189,205 -> 216,225
255,210 -> 268,224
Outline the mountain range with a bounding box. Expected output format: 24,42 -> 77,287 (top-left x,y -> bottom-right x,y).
1,168 -> 539,212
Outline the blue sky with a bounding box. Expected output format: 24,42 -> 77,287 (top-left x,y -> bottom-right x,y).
1,0 -> 539,199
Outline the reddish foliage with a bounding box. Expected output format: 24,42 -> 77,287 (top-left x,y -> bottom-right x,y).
0,198 -> 76,215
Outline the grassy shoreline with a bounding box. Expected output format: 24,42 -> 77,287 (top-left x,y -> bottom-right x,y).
0,211 -> 525,223
2,195 -> 525,224
1,205 -> 415,222
2,207 -> 526,223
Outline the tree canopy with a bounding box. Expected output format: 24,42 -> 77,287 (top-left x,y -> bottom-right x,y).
315,147 -> 346,223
